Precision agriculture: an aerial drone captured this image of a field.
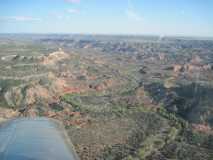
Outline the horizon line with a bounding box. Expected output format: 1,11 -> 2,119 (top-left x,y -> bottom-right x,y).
0,32 -> 213,39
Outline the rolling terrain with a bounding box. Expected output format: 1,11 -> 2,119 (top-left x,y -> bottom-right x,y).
0,34 -> 213,160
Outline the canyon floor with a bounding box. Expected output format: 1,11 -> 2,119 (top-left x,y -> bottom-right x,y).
0,34 -> 213,160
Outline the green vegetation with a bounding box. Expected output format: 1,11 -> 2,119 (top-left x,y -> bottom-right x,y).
0,35 -> 213,160
61,94 -> 83,112
0,79 -> 23,91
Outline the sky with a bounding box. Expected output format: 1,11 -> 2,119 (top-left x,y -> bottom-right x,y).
0,0 -> 212,37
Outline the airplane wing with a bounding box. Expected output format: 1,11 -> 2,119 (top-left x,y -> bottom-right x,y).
0,118 -> 80,160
